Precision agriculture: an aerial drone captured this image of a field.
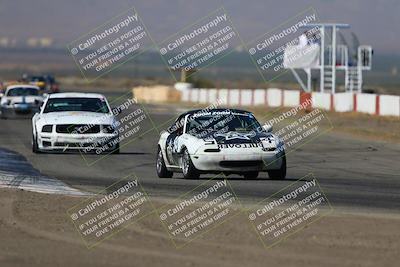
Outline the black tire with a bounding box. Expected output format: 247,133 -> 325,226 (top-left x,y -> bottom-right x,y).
32,133 -> 40,153
112,143 -> 120,154
156,147 -> 173,178
243,171 -> 259,179
182,148 -> 199,179
268,154 -> 286,180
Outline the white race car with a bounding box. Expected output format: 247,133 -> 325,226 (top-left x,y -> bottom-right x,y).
32,92 -> 119,154
1,85 -> 43,119
156,109 -> 286,179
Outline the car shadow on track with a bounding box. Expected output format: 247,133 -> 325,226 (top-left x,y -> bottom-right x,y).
177,176 -> 309,182
33,151 -> 151,155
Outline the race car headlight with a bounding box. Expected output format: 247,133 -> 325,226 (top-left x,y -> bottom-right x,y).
101,124 -> 116,134
41,125 -> 53,133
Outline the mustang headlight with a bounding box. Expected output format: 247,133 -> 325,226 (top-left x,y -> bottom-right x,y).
41,125 -> 53,133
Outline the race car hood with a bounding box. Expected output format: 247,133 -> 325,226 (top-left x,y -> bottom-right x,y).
37,111 -> 115,125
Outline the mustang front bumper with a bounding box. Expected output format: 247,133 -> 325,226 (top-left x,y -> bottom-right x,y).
37,132 -> 119,153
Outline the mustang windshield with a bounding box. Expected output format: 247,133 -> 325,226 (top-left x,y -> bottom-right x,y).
186,112 -> 261,138
43,97 -> 110,113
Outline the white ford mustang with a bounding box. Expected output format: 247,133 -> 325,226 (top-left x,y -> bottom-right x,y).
1,85 -> 43,119
32,92 -> 119,154
156,109 -> 286,179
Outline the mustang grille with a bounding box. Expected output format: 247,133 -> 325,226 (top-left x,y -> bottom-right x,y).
54,142 -> 95,148
55,124 -> 100,134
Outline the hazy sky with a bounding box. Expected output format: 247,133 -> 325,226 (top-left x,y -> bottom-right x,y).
0,0 -> 399,54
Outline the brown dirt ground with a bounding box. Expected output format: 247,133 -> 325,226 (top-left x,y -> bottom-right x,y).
0,188 -> 399,267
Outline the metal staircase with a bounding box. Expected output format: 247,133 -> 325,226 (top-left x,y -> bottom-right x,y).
323,65 -> 334,93
284,23 -> 372,94
346,66 -> 362,93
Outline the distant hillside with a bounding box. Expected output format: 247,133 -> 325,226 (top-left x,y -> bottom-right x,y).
0,0 -> 399,53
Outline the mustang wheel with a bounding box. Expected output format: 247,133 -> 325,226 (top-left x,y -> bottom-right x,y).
32,133 -> 40,154
182,148 -> 199,179
268,153 -> 286,180
156,147 -> 173,178
243,171 -> 259,179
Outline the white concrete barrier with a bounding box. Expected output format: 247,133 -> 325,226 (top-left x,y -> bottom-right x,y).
267,88 -> 282,107
182,88 -> 399,118
208,88 -> 218,104
356,93 -> 376,114
283,90 -> 300,107
379,95 -> 400,116
182,88 -> 190,102
229,89 -> 240,106
199,88 -> 208,104
190,88 -> 199,103
253,89 -> 266,106
218,89 -> 229,105
333,92 -> 353,112
312,92 -> 331,110
240,89 -> 253,106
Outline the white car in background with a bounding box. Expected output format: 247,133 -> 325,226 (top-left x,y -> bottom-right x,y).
156,109 -> 286,179
0,85 -> 43,119
32,92 -> 120,154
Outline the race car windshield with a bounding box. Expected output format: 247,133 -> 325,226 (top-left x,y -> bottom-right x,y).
187,113 -> 261,137
43,97 -> 110,113
7,87 -> 39,96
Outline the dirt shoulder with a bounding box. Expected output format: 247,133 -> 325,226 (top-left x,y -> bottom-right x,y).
0,188 -> 398,267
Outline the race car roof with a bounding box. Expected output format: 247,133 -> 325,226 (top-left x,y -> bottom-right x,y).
48,92 -> 106,99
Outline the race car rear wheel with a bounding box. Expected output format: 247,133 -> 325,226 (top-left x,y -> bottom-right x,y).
182,148 -> 199,179
243,171 -> 259,179
156,147 -> 173,178
268,154 -> 286,180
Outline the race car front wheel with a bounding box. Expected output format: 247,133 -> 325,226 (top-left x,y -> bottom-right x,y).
268,154 -> 286,180
112,143 -> 120,154
182,148 -> 199,179
156,147 -> 173,178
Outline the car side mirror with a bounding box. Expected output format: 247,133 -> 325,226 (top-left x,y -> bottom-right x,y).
262,124 -> 273,133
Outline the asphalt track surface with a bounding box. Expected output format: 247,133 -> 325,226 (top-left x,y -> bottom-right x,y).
0,91 -> 399,213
